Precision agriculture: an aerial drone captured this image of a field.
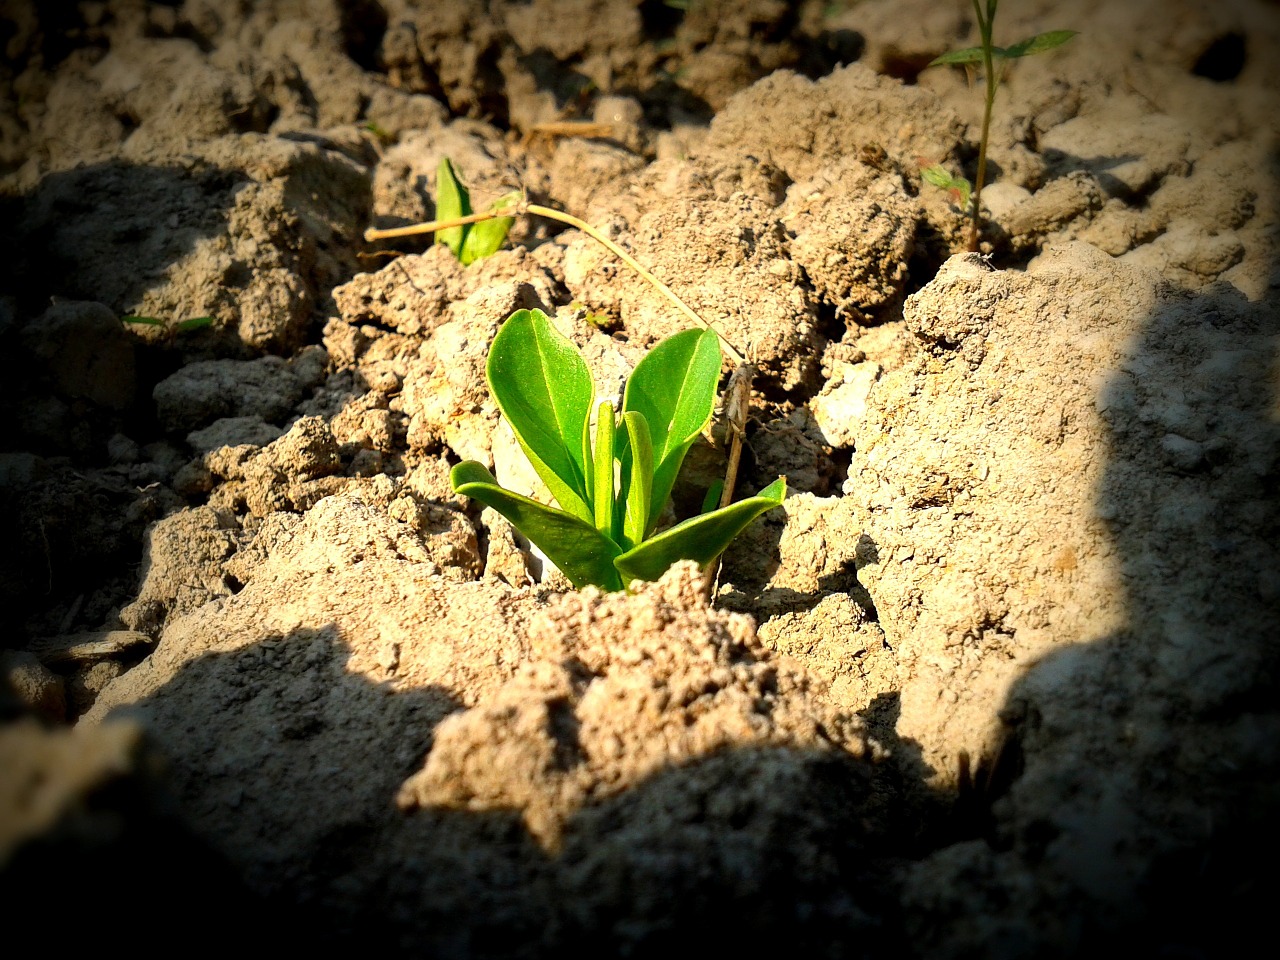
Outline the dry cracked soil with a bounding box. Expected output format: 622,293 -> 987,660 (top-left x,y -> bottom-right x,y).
1,1 -> 1278,957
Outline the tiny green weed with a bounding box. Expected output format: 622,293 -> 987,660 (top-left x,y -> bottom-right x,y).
121,314 -> 213,334
360,120 -> 395,145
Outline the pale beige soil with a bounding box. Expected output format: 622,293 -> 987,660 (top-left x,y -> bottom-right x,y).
1,1 -> 1277,956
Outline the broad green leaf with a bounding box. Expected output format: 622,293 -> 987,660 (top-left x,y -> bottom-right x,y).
592,400 -> 616,537
928,45 -> 987,66
614,477 -> 787,585
620,411 -> 653,550
450,461 -> 624,591
461,190 -> 519,265
434,157 -> 471,258
1003,30 -> 1077,59
622,327 -> 721,534
487,309 -> 594,522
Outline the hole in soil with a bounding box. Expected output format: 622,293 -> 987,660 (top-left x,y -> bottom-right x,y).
113,108 -> 141,136
879,49 -> 936,84
826,444 -> 853,491
795,29 -> 866,79
814,300 -> 845,349
339,0 -> 388,72
904,223 -> 955,298
638,0 -> 685,40
1192,31 -> 1246,82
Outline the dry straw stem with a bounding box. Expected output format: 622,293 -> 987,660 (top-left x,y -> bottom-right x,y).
365,201 -> 756,601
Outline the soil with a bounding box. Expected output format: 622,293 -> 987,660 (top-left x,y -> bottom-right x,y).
2,0 -> 1277,956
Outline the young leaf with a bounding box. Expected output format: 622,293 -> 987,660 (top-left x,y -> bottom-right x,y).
592,400 -> 616,537
1003,30 -> 1077,59
487,309 -> 595,522
920,163 -> 972,210
450,461 -> 624,591
120,315 -> 166,326
175,316 -> 214,332
461,190 -> 519,265
619,410 -> 653,550
434,157 -> 471,258
361,120 -> 395,144
614,478 -> 786,585
622,327 -> 721,535
928,45 -> 987,67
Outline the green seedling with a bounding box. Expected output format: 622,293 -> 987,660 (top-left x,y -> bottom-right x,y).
433,157 -> 519,265
122,314 -> 214,333
450,307 -> 785,591
928,0 -> 1076,251
360,120 -> 395,145
366,191 -> 761,601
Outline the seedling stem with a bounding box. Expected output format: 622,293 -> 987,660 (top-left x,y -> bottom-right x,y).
971,0 -> 997,253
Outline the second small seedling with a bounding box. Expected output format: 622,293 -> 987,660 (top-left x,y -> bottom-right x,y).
927,0 -> 1076,251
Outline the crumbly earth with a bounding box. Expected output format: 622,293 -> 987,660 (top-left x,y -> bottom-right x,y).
2,1 -> 1277,957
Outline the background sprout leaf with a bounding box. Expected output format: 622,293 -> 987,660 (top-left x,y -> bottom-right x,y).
614,478 -> 787,584
450,462 -> 624,591
928,45 -> 986,66
1004,29 -> 1078,59
461,190 -> 519,265
622,327 -> 721,535
927,0 -> 1076,251
920,163 -> 972,209
434,157 -> 470,258
700,479 -> 724,514
434,158 -> 514,264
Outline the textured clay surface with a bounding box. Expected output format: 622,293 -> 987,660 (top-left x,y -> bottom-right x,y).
1,1 -> 1277,957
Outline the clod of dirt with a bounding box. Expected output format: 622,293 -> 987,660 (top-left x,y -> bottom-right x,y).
783,157 -> 917,323
118,505 -> 239,638
153,350 -> 327,434
399,562 -> 879,847
707,64 -> 966,182
0,714 -> 276,949
563,191 -> 824,392
12,136 -> 369,356
83,494 -> 540,895
18,300 -> 136,412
